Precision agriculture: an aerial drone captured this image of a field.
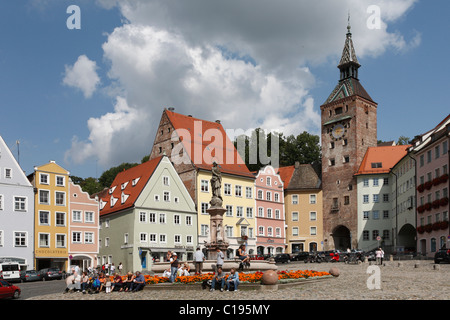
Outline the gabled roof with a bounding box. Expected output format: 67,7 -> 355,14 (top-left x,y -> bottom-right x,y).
277,163 -> 321,190
324,77 -> 374,104
355,145 -> 410,176
165,109 -> 254,179
99,156 -> 163,216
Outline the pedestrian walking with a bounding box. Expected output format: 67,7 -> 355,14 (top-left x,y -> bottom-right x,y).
170,252 -> 179,283
194,247 -> 205,275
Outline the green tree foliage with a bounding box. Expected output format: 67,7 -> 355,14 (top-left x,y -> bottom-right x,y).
234,128 -> 321,171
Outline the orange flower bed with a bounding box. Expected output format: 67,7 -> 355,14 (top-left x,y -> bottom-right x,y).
140,270 -> 330,285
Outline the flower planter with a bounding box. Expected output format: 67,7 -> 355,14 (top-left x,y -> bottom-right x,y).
417,205 -> 425,214
424,224 -> 433,233
417,184 -> 425,193
424,203 -> 432,211
440,221 -> 449,230
440,197 -> 449,207
432,222 -> 442,231
417,226 -> 425,234
424,181 -> 433,190
432,200 -> 441,209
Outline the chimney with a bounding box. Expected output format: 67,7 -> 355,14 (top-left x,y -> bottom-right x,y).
215,120 -> 221,124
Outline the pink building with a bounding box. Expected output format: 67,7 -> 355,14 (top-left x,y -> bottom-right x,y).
254,165 -> 286,256
68,181 -> 99,271
412,114 -> 450,257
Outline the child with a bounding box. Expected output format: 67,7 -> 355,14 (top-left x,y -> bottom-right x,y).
105,276 -> 112,293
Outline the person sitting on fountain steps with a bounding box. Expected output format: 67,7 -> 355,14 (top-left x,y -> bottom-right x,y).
237,244 -> 250,270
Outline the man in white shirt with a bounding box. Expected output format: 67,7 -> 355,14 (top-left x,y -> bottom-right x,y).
193,247 -> 205,275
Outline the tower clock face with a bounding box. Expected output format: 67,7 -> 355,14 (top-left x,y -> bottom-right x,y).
331,123 -> 346,140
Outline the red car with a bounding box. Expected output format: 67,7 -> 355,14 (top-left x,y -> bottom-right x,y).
0,279 -> 21,299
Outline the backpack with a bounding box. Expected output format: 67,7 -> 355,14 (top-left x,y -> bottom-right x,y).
92,278 -> 101,288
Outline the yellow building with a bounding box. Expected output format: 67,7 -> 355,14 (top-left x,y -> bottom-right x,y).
278,162 -> 323,253
197,170 -> 256,257
29,161 -> 70,271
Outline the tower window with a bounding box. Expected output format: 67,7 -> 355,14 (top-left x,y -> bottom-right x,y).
335,107 -> 343,115
329,159 -> 335,166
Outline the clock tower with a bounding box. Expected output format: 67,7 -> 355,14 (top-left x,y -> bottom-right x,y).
321,23 -> 378,250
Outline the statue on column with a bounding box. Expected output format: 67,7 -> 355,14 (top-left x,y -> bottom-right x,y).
210,161 -> 223,207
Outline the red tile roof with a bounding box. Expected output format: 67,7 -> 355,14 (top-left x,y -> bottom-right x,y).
355,145 -> 410,176
165,110 -> 254,178
99,156 -> 163,216
276,165 -> 295,188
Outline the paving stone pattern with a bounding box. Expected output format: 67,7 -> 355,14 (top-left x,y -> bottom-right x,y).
28,261 -> 450,300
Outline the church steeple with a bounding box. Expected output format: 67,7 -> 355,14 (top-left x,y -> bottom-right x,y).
338,17 -> 360,81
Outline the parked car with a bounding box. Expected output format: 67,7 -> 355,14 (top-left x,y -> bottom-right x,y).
434,249 -> 450,264
0,279 -> 21,299
38,268 -> 63,280
0,262 -> 21,282
274,253 -> 291,263
291,251 -> 310,262
20,270 -> 43,282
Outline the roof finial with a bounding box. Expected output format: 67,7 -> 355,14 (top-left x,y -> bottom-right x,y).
347,10 -> 351,34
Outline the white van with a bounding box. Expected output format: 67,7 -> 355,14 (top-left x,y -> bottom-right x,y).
0,262 -> 21,282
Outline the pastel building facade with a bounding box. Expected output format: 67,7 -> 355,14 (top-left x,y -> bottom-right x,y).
99,156 -> 197,272
411,114 -> 450,257
149,109 -> 256,258
355,145 -> 409,252
278,162 -> 323,253
29,161 -> 70,271
254,165 -> 286,255
389,153 -> 417,253
0,136 -> 35,270
68,181 -> 99,271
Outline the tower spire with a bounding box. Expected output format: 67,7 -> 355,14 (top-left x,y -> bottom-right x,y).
338,14 -> 360,81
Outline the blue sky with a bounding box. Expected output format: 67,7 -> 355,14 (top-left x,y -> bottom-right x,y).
0,0 -> 448,179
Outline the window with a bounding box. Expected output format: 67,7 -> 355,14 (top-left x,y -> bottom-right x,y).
174,214 -> 180,225
372,230 -> 379,241
236,206 -> 243,217
235,185 -> 242,197
266,177 -> 271,186
310,227 -> 317,236
383,210 -> 389,219
267,208 -> 272,218
201,224 -> 209,237
201,180 -> 209,192
85,211 -> 94,223
246,207 -> 253,218
123,234 -> 128,244
56,234 -> 66,248
266,192 -> 271,201
310,211 -> 317,221
419,154 -> 424,167
0,195 -> 3,210
383,178 -> 389,185
159,234 -> 167,243
140,233 -> 147,243
186,215 -> 192,226
39,190 -> 50,204
14,232 -> 26,247
344,196 -> 350,205
56,176 -> 65,187
292,227 -> 299,236
363,230 -> 369,241
343,155 -> 350,163
14,197 -> 26,211
55,192 -> 65,206
149,213 -> 156,223
363,178 -> 369,187
246,187 -> 252,198
226,226 -> 233,238
163,191 -> 170,202
56,212 -> 66,226
427,150 -> 432,163
363,195 -> 369,203
163,176 -> 170,186
186,235 -> 193,245
435,145 -> 440,159
267,227 -> 273,237
159,213 -> 166,224
292,195 -> 298,205
226,205 -> 233,217
257,190 -> 263,200
201,202 -> 209,214
373,210 -> 379,220
371,163 -> 382,168
258,226 -> 264,236
72,210 -> 82,222
139,212 -> 147,223
274,193 -> 279,202
373,194 -> 379,203
224,183 -> 231,196
363,211 -> 369,220
39,211 -> 50,225
39,233 -> 49,247
149,234 -> 157,243
329,158 -> 335,166
5,168 -> 11,179
40,173 -> 49,185
275,209 -> 280,219
174,235 -> 181,244
292,212 -> 298,221
85,232 -> 94,244
258,207 -> 264,217
310,194 -> 317,204
373,178 -> 379,186
72,232 -> 82,243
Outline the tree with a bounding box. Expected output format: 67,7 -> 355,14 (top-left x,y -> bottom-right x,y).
98,162 -> 139,189
397,136 -> 411,145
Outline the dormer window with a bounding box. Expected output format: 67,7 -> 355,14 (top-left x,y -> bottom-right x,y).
132,177 -> 140,186
121,192 -> 129,204
110,196 -> 118,207
121,182 -> 129,190
371,162 -> 382,168
109,186 -> 116,194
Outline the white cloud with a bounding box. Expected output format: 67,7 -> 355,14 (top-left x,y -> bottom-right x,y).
65,0 -> 420,169
63,55 -> 100,98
